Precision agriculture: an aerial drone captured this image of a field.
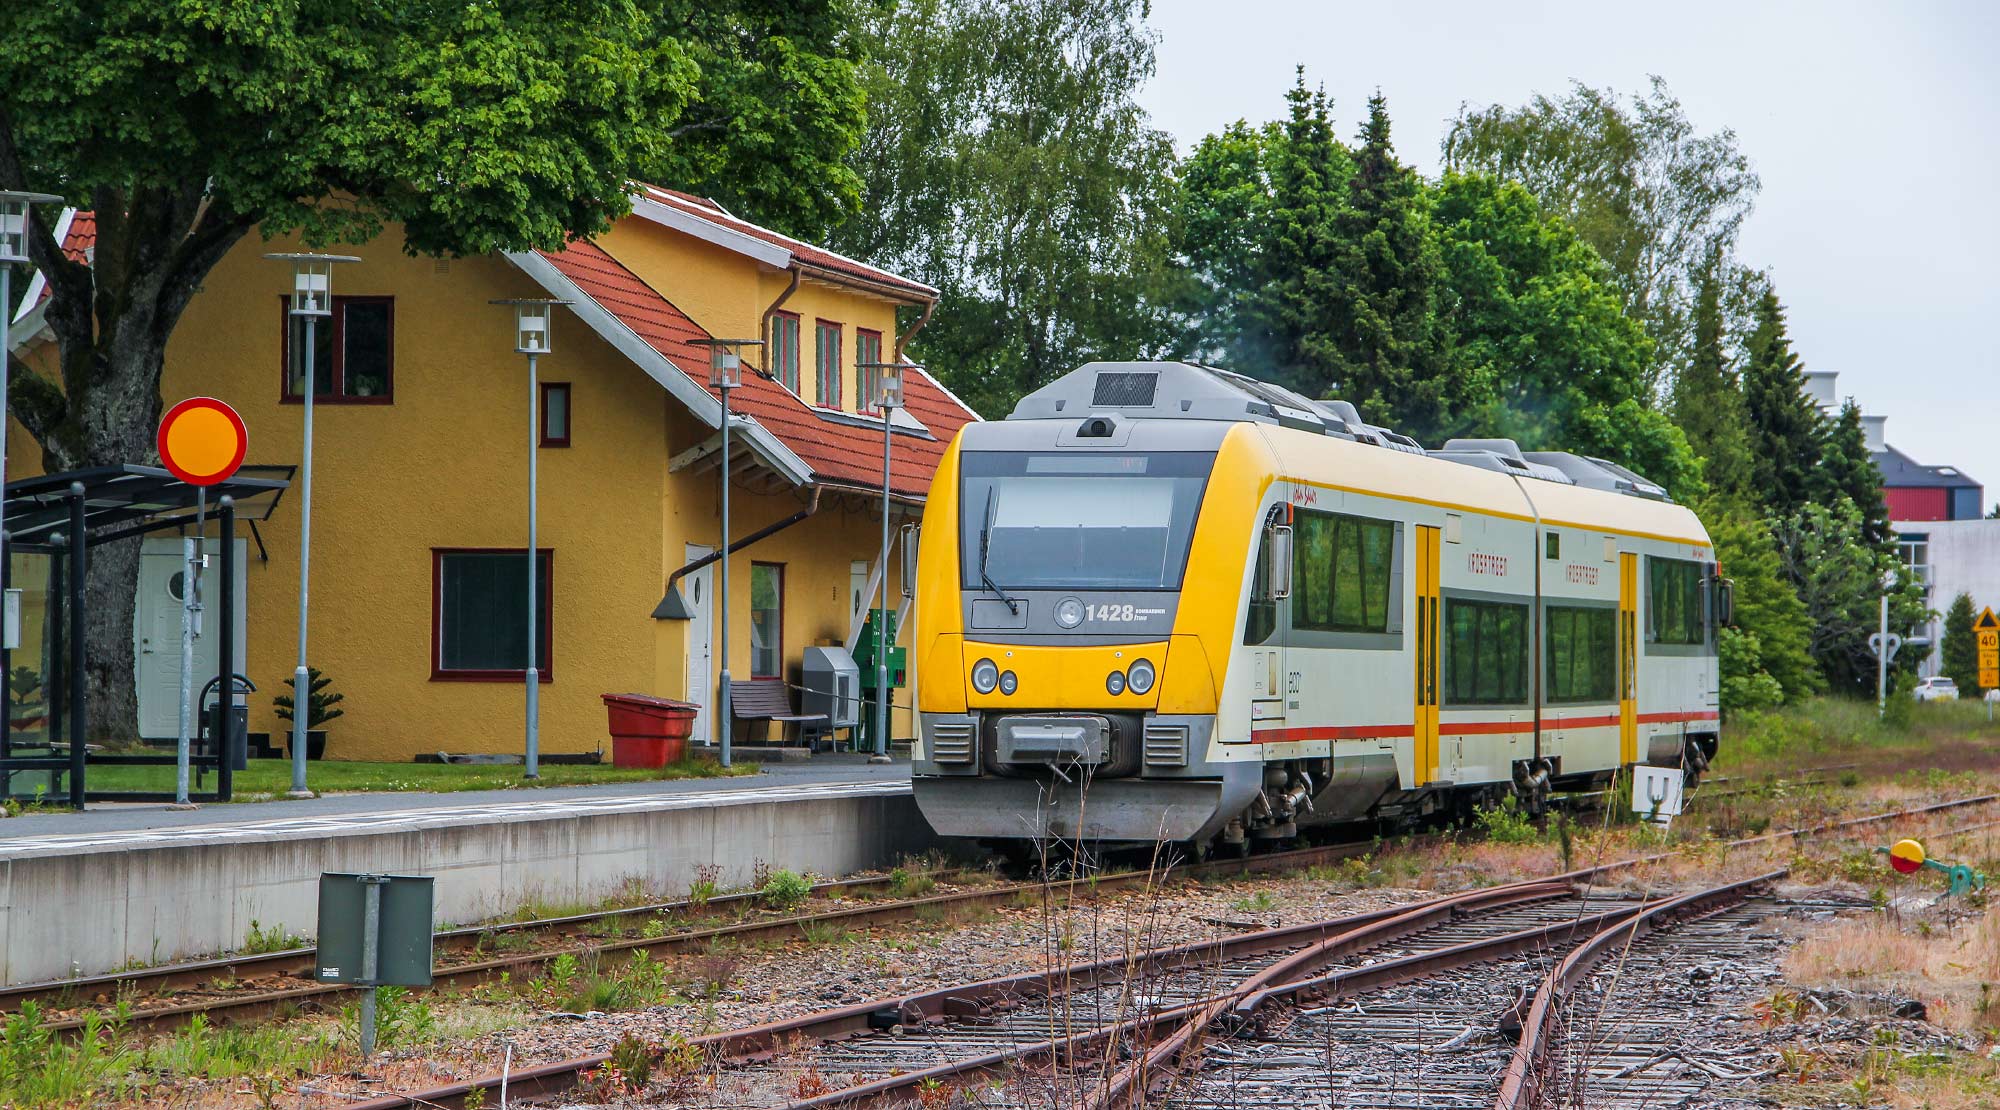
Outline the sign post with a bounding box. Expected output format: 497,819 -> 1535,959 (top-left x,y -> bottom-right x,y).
316,873 -> 434,1060
156,398 -> 248,806
1975,607 -> 1999,693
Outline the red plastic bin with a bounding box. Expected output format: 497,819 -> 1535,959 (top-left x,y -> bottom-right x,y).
601,693 -> 698,768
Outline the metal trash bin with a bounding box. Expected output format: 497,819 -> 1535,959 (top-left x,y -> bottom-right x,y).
201,674 -> 255,771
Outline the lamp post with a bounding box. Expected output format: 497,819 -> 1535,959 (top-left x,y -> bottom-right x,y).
0,191 -> 63,582
690,339 -> 761,769
858,359 -> 906,764
266,252 -> 360,797
492,299 -> 570,779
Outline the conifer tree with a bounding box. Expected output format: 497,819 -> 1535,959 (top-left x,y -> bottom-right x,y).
1739,289 -> 1824,517
1941,592 -> 1980,697
1317,92 -> 1467,441
1261,72 -> 1352,392
1814,401 -> 1892,546
1670,259 -> 1752,496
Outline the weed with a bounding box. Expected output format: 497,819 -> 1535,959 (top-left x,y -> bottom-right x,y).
761,869 -> 812,911
658,1032 -> 704,1098
1474,794 -> 1539,844
688,863 -> 722,908
464,1084 -> 487,1110
751,859 -> 773,894
686,945 -> 742,998
608,1032 -> 655,1090
640,913 -> 669,940
794,1066 -> 834,1100
888,867 -> 936,899
1230,890 -> 1281,913
241,919 -> 304,955
800,921 -> 853,946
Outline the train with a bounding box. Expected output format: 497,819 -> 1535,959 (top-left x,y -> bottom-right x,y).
908,361 -> 1727,854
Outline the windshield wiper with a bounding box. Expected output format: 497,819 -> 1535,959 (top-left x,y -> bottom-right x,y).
977,494 -> 1021,615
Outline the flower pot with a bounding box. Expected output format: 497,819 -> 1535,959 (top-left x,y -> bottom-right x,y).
285,730 -> 327,761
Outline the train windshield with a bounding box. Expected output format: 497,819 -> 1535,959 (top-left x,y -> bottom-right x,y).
959,451 -> 1214,590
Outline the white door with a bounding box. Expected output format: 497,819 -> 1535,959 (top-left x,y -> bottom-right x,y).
684,544 -> 715,745
135,537 -> 248,740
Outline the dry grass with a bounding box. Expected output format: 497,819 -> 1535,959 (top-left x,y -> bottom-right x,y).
1786,909 -> 2000,1034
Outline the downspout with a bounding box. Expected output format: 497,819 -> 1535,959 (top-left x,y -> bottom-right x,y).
893,296 -> 936,363
760,268 -> 802,377
654,488 -> 822,618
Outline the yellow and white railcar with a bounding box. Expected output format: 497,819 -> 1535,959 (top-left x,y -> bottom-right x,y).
911,362 -> 1726,851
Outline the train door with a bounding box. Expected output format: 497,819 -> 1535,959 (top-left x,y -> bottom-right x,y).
1618,551 -> 1639,766
1412,524 -> 1441,785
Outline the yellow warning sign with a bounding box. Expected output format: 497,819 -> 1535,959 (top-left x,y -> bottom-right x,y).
1981,630 -> 2000,651
1980,610 -> 2000,689
1978,607 -> 2000,632
1983,649 -> 2000,671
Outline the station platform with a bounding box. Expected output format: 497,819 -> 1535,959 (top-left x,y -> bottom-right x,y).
0,757 -> 929,986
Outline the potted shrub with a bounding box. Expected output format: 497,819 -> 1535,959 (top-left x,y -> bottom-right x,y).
274,667 -> 344,760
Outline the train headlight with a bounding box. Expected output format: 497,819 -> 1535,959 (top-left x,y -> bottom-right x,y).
1054,597 -> 1085,629
1106,670 -> 1126,695
998,670 -> 1018,696
971,658 -> 1000,694
1127,659 -> 1156,695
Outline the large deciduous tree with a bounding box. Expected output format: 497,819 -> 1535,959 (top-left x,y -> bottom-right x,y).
829,0 -> 1188,418
1443,78 -> 1760,397
0,0 -> 868,741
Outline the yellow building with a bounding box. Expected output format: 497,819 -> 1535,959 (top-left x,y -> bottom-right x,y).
7,189 -> 978,761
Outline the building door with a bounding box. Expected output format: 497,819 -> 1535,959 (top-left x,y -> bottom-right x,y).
1618,551 -> 1639,766
135,537 -> 247,740
1412,524 -> 1441,786
684,544 -> 715,745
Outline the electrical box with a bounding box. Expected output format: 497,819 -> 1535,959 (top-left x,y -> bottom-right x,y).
316,873 -> 434,987
852,609 -> 906,691
802,646 -> 861,730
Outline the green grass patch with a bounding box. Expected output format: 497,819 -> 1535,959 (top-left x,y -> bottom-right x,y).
79,753 -> 755,802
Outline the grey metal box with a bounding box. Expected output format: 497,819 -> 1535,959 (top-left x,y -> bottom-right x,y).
801,646 -> 861,730
316,873 -> 434,986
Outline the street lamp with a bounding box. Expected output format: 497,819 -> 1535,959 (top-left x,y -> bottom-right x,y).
0,191 -> 63,585
690,338 -> 761,769
267,251 -> 360,797
492,299 -> 570,779
858,359 -> 907,765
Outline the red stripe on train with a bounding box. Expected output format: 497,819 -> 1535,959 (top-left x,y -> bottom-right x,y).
1250,708 -> 1719,744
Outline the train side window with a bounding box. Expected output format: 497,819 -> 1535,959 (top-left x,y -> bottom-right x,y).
1546,604 -> 1616,702
1293,508 -> 1396,634
1646,556 -> 1704,644
1444,597 -> 1529,705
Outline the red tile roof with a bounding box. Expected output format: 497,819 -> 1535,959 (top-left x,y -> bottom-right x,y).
62,211 -> 93,263
538,240 -> 975,499
634,185 -> 938,302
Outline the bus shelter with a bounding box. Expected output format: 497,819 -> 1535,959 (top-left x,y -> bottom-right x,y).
0,465 -> 290,806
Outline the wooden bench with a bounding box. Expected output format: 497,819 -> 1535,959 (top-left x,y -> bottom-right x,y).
728,679 -> 831,749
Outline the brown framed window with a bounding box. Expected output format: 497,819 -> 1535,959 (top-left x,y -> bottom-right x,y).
856,329 -> 884,413
770,312 -> 801,394
540,382 -> 571,447
432,548 -> 553,681
280,296 -> 394,402
750,562 -> 784,677
815,320 -> 842,409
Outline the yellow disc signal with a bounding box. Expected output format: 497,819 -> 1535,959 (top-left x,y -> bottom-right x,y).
1888,839 -> 1926,875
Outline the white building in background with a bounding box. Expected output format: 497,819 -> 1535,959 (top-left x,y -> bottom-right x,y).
1800,371 -> 1992,676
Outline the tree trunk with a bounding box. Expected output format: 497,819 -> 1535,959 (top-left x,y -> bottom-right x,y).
84,537 -> 143,746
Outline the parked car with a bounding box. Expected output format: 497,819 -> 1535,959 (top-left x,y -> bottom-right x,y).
1914,675 -> 1960,702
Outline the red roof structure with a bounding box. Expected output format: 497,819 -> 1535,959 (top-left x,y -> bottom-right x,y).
537,239 -> 975,499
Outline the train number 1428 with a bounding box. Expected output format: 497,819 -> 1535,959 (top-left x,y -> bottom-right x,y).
1088,603 -> 1140,622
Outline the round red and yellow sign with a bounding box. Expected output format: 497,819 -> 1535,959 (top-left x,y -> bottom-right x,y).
157,397 -> 248,487
1887,838 -> 1926,874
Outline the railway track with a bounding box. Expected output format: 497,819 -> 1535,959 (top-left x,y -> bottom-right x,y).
10,837 -> 1387,1037
339,791 -> 1995,1110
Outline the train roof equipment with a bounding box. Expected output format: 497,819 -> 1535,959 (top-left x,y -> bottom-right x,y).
1004,360 -> 1671,502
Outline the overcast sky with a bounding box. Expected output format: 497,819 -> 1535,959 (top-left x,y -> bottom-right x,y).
1138,0 -> 2000,506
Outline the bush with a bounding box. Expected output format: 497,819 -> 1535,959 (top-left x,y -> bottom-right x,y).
1474,795 -> 1539,844
760,870 -> 812,912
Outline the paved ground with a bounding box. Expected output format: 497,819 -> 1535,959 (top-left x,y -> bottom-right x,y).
0,753 -> 911,841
